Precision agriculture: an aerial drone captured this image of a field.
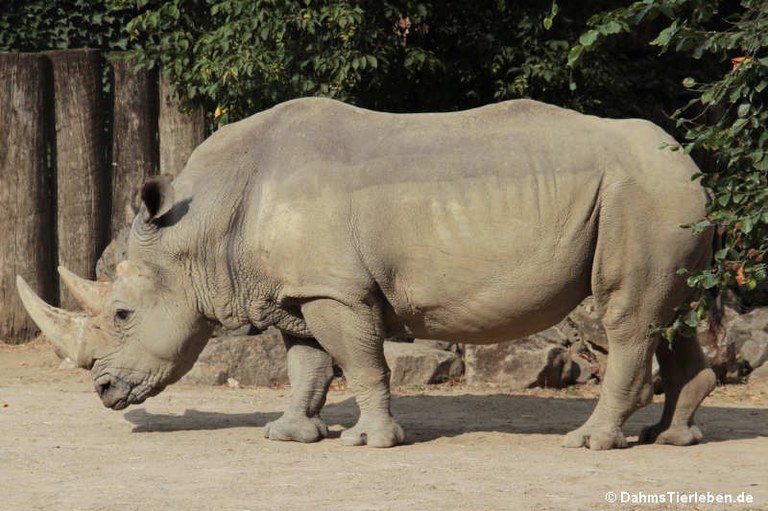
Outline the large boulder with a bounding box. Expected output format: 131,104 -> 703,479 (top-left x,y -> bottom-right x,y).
181,328 -> 288,387
729,307 -> 768,371
464,326 -> 579,389
384,341 -> 463,387
748,362 -> 768,384
460,298 -> 611,389
700,306 -> 768,382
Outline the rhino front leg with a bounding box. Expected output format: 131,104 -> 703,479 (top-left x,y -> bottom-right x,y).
301,298 -> 405,448
264,334 -> 334,443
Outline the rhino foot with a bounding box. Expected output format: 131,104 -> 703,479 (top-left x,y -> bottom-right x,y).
562,426 -> 628,450
340,416 -> 405,448
639,423 -> 703,446
264,414 -> 329,443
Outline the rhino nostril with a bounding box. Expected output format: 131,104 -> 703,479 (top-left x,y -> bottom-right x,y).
96,380 -> 112,398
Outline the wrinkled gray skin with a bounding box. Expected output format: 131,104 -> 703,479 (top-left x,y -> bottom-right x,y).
18,98 -> 716,449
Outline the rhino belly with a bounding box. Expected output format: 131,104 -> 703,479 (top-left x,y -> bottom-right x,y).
379,257 -> 591,344
356,176 -> 598,344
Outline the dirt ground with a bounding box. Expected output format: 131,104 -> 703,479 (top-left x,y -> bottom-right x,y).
1,339 -> 766,511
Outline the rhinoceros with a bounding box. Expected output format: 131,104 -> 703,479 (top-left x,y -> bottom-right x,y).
17,97 -> 715,449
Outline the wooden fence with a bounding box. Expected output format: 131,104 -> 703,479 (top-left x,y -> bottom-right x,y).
0,49 -> 206,343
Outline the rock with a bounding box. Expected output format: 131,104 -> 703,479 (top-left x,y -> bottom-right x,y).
728,281 -> 768,309
413,339 -> 455,351
95,228 -> 129,281
383,341 -> 463,386
570,338 -> 604,382
535,345 -> 576,388
464,326 -> 573,389
191,328 -> 288,387
731,307 -> 768,370
565,297 -> 608,377
700,306 -> 768,382
748,362 -> 768,383
571,350 -> 597,384
211,323 -> 259,338
741,338 -> 768,371
179,362 -> 228,385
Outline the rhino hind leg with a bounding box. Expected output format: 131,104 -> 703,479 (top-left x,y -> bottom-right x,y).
638,333 -> 716,446
301,298 -> 405,448
564,273 -> 671,450
562,317 -> 655,450
264,335 -> 334,443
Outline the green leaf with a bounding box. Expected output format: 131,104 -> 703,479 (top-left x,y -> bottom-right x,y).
651,21 -> 679,48
598,20 -> 622,35
567,45 -> 584,67
737,103 -> 750,118
741,216 -> 754,234
683,310 -> 699,328
578,29 -> 600,47
543,1 -> 559,30
714,248 -> 729,263
731,118 -> 748,133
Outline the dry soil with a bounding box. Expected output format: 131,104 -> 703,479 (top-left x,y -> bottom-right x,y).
1,338 -> 766,511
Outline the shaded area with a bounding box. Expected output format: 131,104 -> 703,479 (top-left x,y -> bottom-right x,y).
123,393 -> 768,446
125,408 -> 283,433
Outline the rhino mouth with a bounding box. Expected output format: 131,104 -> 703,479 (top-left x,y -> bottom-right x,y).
94,373 -> 156,410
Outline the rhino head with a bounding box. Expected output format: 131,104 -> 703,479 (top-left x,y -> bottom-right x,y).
17,176 -> 214,410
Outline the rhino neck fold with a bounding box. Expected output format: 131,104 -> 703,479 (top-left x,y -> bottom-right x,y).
185,237 -> 277,332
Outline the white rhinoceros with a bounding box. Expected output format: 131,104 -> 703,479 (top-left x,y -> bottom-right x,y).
18,97 -> 715,449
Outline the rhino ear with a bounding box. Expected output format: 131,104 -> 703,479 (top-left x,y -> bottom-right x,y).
140,175 -> 175,224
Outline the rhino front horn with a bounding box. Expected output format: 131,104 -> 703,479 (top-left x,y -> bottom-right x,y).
58,266 -> 111,315
16,276 -> 110,369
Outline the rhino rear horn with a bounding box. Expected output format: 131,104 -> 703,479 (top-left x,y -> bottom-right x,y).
16,276 -> 111,369
58,266 -> 111,316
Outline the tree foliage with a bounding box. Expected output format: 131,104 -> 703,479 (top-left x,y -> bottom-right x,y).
0,0 -> 135,52
0,1 -> 703,127
570,0 -> 768,338
106,0 -> 699,128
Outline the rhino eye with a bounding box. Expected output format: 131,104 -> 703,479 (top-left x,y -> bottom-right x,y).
114,308 -> 133,322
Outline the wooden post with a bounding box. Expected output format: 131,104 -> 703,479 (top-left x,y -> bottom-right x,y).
159,75 -> 205,177
111,58 -> 159,234
46,49 -> 109,309
0,53 -> 56,343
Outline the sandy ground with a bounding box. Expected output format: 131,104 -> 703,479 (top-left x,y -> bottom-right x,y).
1,339 -> 767,511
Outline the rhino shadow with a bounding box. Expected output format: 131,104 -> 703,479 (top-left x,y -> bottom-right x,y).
123,393 -> 768,446
124,408 -> 283,433
390,394 -> 768,446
